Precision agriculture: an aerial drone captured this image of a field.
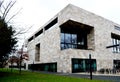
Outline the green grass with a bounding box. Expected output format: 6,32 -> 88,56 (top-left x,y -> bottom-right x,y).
0,68 -> 110,82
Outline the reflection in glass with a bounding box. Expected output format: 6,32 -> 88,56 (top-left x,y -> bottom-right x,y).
72,59 -> 97,73
61,33 -> 64,43
61,44 -> 64,50
60,30 -> 87,50
112,38 -> 120,53
64,44 -> 71,49
72,34 -> 77,44
65,33 -> 71,43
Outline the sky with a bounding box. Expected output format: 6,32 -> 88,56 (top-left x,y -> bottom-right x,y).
4,0 -> 120,48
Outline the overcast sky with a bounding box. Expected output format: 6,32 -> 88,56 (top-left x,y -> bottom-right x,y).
6,0 -> 120,48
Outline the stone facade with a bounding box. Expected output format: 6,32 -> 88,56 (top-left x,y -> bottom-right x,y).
26,4 -> 120,73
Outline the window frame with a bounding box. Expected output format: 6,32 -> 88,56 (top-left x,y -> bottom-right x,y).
111,36 -> 120,53
60,30 -> 87,50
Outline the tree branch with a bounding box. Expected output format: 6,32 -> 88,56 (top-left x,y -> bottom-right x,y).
7,8 -> 22,23
0,0 -> 4,15
0,0 -> 4,8
14,25 -> 33,36
2,1 -> 12,18
2,1 -> 16,20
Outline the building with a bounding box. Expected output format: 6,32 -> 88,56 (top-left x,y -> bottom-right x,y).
26,4 -> 120,73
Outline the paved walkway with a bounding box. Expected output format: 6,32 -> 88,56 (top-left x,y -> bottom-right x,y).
37,71 -> 120,82
66,73 -> 120,82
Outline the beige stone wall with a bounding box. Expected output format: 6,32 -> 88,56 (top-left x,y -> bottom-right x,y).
87,28 -> 95,50
27,4 -> 120,73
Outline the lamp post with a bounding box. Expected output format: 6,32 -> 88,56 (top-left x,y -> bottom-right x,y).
89,54 -> 92,80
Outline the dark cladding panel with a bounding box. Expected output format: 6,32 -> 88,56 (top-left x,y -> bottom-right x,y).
35,29 -> 43,37
28,36 -> 33,42
45,17 -> 58,31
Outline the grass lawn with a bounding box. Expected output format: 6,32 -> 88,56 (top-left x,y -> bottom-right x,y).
0,68 -> 111,82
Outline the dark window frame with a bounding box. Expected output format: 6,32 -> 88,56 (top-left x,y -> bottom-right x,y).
61,29 -> 88,50
28,36 -> 33,42
44,17 -> 58,31
114,25 -> 120,31
35,29 -> 43,37
111,33 -> 120,53
114,60 -> 120,69
28,62 -> 57,72
72,58 -> 97,73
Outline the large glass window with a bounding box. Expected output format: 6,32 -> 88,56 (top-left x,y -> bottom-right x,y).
72,58 -> 97,73
112,38 -> 120,53
61,31 -> 87,50
60,20 -> 94,50
28,63 -> 57,72
109,33 -> 120,53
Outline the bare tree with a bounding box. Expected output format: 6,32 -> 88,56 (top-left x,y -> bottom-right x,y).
0,0 -> 16,21
0,0 -> 32,37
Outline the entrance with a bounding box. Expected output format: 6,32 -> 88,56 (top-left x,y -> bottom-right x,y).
72,58 -> 97,73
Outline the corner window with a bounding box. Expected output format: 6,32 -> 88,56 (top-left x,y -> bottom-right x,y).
111,33 -> 120,53
60,20 -> 94,50
61,30 -> 87,50
112,38 -> 120,53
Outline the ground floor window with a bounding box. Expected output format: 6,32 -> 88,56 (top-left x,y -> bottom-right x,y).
113,60 -> 120,70
28,62 -> 57,72
72,58 -> 97,73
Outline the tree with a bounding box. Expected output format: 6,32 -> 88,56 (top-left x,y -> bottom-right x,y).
17,47 -> 28,73
8,55 -> 19,72
9,55 -> 20,67
0,0 -> 18,67
0,17 -> 17,67
8,49 -> 28,73
0,0 -> 31,68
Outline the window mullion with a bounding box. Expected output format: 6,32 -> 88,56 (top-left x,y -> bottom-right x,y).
118,40 -> 120,52
64,32 -> 65,49
70,33 -> 71,48
112,39 -> 115,52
